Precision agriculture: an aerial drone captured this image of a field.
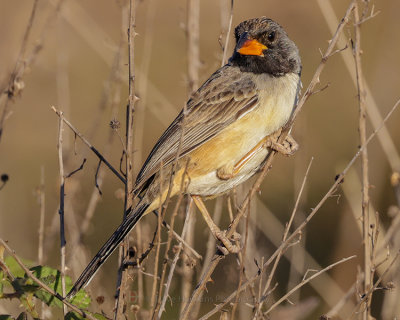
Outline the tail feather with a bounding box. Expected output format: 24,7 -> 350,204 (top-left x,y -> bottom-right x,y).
67,202 -> 149,298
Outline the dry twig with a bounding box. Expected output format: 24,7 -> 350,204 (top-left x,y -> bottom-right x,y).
114,0 -> 138,317
353,2 -> 374,317
158,200 -> 194,318
56,111 -> 67,316
253,158 -> 314,317
51,106 -> 126,184
264,256 -> 356,315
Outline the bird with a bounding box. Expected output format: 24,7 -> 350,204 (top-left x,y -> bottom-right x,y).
67,16 -> 301,298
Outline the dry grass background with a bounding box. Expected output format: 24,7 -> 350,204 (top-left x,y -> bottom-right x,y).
1,0 -> 400,319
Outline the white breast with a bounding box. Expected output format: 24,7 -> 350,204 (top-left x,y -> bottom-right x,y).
187,72 -> 300,196
252,72 -> 300,135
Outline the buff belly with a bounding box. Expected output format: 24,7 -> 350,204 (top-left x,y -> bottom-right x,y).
186,143 -> 269,196
184,72 -> 299,196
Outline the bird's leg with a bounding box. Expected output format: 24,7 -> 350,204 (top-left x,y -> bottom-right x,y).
217,130 -> 298,180
192,195 -> 240,255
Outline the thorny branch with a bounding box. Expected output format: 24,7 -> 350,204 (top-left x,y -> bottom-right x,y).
353,1 -> 372,319
56,111 -> 67,316
114,0 -> 138,318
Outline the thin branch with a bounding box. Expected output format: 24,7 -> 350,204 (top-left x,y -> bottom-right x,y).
133,0 -> 157,176
264,256 -> 356,315
65,158 -> 86,178
158,200 -> 193,318
189,197 -> 223,318
94,160 -> 103,195
180,0 -> 200,314
349,251 -> 400,319
115,0 -> 137,318
155,189 -> 188,315
221,0 -> 234,66
56,111 -> 67,316
230,199 -> 251,320
158,215 -> 202,260
38,166 -> 45,265
254,157 -> 314,316
51,106 -> 126,184
326,283 -> 356,318
353,3 -> 372,318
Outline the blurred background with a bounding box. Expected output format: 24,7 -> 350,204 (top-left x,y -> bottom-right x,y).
1,0 -> 400,319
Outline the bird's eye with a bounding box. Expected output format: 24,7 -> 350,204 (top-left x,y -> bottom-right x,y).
268,31 -> 276,42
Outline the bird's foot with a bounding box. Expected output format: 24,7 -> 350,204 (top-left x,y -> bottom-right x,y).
265,133 -> 299,156
215,230 -> 241,255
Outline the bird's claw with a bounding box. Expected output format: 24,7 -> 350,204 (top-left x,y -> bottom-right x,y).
265,133 -> 299,156
215,230 -> 241,255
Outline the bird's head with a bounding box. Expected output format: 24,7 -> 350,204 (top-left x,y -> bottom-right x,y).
230,17 -> 301,76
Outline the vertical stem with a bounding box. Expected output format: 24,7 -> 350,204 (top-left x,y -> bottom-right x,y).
180,199 -> 195,314
38,166 -> 45,265
133,2 -> 157,306
186,0 -> 200,95
221,0 -> 234,67
353,2 -> 371,319
38,165 -> 46,319
114,0 -> 137,318
230,203 -> 250,320
190,198 -> 223,318
180,0 -> 200,314
159,199 -> 193,318
56,112 -> 67,316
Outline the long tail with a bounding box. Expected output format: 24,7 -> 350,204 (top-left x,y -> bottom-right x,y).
66,202 -> 149,298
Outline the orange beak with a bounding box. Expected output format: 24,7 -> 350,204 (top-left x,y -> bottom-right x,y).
237,39 -> 268,56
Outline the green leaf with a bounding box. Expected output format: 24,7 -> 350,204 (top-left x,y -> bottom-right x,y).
4,257 -> 23,278
92,313 -> 109,320
0,315 -> 15,320
11,277 -> 39,294
69,289 -> 91,309
4,257 -> 34,278
19,293 -> 39,319
29,266 -> 63,307
29,266 -> 91,309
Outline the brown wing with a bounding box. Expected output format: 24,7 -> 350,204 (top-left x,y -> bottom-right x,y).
134,65 -> 259,190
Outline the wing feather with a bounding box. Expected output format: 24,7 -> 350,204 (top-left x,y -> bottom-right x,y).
135,65 -> 259,190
